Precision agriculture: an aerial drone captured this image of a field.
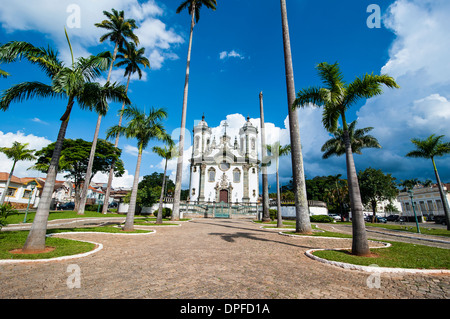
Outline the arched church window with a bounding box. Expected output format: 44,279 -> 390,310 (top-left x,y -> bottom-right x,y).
233,168 -> 241,183
252,167 -> 256,174
208,167 -> 216,182
219,161 -> 230,171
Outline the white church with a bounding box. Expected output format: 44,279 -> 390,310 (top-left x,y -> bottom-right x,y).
188,115 -> 260,204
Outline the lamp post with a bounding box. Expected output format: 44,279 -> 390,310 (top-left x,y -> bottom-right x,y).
23,181 -> 37,223
407,189 -> 421,234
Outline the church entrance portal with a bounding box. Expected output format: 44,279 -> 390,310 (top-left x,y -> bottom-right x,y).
219,190 -> 228,203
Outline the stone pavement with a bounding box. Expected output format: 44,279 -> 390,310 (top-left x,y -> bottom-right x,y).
0,218 -> 449,299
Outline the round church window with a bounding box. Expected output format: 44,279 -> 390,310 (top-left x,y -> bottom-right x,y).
219,161 -> 230,171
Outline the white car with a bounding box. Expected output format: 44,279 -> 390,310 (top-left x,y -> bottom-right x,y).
328,214 -> 341,221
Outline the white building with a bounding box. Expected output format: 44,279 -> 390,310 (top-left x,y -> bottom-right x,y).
397,184 -> 450,221
188,115 -> 260,204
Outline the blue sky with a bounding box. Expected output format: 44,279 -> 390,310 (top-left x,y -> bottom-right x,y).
0,0 -> 449,190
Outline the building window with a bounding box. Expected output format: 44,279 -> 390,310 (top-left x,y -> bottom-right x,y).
233,168 -> 241,183
252,189 -> 256,197
195,136 -> 200,149
193,166 -> 197,173
251,138 -> 256,150
22,190 -> 32,199
219,161 -> 230,171
405,202 -> 411,211
5,187 -> 16,197
208,168 -> 216,182
436,199 -> 443,210
252,167 -> 256,174
192,188 -> 196,195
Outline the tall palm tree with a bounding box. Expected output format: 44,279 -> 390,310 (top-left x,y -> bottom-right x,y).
267,142 -> 291,228
152,138 -> 175,224
172,0 -> 217,221
106,105 -> 168,231
279,0 -> 312,234
293,62 -> 399,256
321,120 -> 381,159
78,9 -> 139,215
101,42 -> 150,214
406,134 -> 450,229
0,31 -> 129,252
0,142 -> 36,205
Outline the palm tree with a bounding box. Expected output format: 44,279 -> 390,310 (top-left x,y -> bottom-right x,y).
0,142 -> 36,205
101,42 -> 150,214
279,0 -> 312,234
0,31 -> 129,252
293,62 -> 399,256
321,120 -> 381,159
267,142 -> 291,228
152,138 -> 175,224
172,0 -> 217,221
106,105 -> 168,231
406,134 -> 450,229
78,9 -> 139,215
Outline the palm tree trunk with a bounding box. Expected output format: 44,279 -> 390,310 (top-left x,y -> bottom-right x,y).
259,91 -> 270,222
156,158 -> 168,224
280,0 -> 312,234
0,160 -> 16,205
432,157 -> 450,230
123,145 -> 142,231
343,127 -> 370,256
276,157 -> 282,228
78,42 -> 119,215
22,99 -> 74,252
102,74 -> 131,214
172,2 -> 196,221
77,113 -> 102,215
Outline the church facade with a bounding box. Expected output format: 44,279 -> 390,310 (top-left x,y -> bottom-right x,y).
188,116 -> 260,204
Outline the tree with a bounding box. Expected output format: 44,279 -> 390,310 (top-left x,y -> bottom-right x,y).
106,105 -> 168,231
102,42 -> 150,214
358,168 -> 398,222
79,9 -> 139,215
0,31 -> 129,252
321,120 -> 381,159
406,134 -> 450,229
172,0 -> 217,221
31,138 -> 124,210
267,142 -> 291,228
279,0 -> 312,234
293,62 -> 399,256
152,138 -> 175,224
0,142 -> 36,205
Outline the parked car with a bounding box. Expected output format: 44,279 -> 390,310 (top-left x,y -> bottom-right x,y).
386,214 -> 399,222
60,202 -> 75,210
365,215 -> 387,223
328,213 -> 341,221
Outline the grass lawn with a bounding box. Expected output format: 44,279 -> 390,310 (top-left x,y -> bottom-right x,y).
0,226 -> 152,260
313,241 -> 450,269
6,210 -> 122,224
284,225 -> 449,269
0,231 -> 96,260
365,223 -> 450,238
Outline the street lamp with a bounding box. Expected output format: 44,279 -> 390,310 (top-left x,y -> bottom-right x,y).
23,181 -> 37,223
407,189 -> 421,234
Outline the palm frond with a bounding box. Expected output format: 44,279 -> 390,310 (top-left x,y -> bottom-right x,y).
0,82 -> 62,111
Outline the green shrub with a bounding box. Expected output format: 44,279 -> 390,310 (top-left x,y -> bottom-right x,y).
269,209 -> 278,221
0,203 -> 17,230
84,204 -> 102,212
310,215 -> 334,223
153,207 -> 172,219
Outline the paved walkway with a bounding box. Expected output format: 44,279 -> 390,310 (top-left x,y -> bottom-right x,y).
0,218 -> 449,299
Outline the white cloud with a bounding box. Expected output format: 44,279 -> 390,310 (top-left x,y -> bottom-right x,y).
219,50 -> 245,60
0,0 -> 183,70
124,144 -> 149,156
356,0 -> 450,181
31,117 -> 49,125
0,130 -> 53,178
91,169 -> 137,189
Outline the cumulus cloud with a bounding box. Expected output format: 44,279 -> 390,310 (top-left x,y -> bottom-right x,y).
0,0 -> 183,70
0,130 -> 54,178
356,0 -> 450,181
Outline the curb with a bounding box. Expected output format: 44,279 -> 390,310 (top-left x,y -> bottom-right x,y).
0,229 -> 156,264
